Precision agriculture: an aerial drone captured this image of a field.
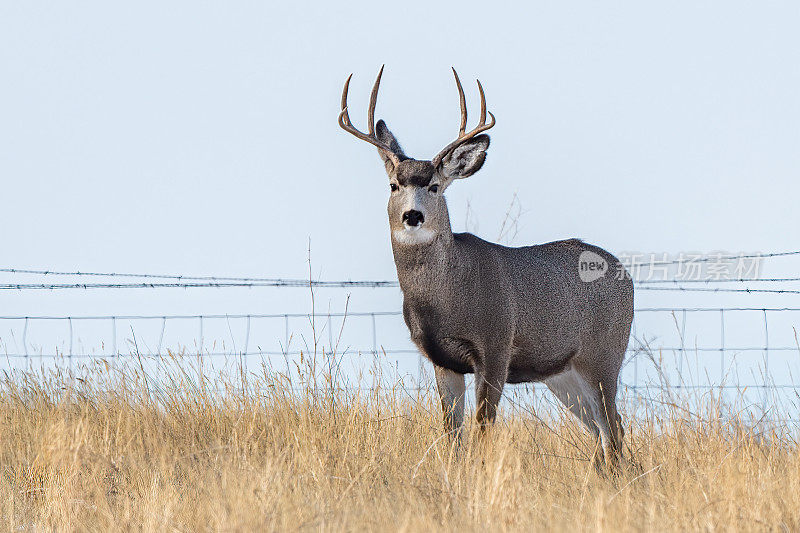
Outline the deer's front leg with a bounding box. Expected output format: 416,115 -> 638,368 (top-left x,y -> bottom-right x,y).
434,365 -> 465,439
475,364 -> 506,429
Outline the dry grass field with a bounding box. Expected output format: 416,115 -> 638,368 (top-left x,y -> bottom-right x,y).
1,356 -> 798,532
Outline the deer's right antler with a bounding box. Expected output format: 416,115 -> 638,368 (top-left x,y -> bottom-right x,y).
338,65 -> 401,168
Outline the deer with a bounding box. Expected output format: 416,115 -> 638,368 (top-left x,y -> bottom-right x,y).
338,66 -> 634,470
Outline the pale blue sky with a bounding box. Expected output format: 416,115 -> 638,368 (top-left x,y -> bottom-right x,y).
1,2 -> 798,373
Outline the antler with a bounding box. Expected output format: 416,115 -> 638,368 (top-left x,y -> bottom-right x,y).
338,65 -> 401,168
431,68 -> 496,168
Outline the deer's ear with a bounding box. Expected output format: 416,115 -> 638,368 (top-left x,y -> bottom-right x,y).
375,120 -> 406,174
438,134 -> 490,182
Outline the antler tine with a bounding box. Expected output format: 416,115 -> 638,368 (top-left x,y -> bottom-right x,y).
340,73 -> 353,125
339,74 -> 356,132
431,71 -> 496,167
452,68 -> 467,136
477,78 -> 487,125
367,65 -> 384,135
338,67 -> 400,167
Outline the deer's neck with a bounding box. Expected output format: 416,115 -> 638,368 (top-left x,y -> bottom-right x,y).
391,230 -> 456,296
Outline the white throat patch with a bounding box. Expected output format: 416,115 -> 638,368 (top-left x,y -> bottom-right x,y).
392,225 -> 436,245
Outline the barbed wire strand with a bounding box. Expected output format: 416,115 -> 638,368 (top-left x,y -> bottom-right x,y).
1,307 -> 799,321
620,250 -> 800,265
0,267 -> 394,285
2,345 -> 798,359
637,277 -> 800,284
2,282 -> 799,293
0,281 -> 398,290
636,286 -> 800,295
0,249 -> 797,288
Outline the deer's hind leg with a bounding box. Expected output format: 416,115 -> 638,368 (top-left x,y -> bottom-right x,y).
546,365 -> 625,472
594,377 -> 624,471
545,367 -> 603,467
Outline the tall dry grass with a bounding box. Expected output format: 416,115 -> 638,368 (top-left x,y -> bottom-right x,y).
1,354 -> 798,532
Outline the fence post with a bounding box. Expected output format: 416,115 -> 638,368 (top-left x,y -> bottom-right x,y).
328,314 -> 334,354
284,314 -> 289,354
763,309 -> 769,411
419,353 -> 423,389
23,317 -> 29,366
678,309 -> 687,386
157,317 -> 166,390
243,315 -> 251,383
632,317 -> 638,395
719,308 -> 725,384
68,317 -> 73,370
157,317 -> 166,356
199,316 -> 204,355
371,313 -> 377,354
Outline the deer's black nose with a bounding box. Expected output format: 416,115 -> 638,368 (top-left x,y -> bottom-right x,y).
402,210 -> 424,227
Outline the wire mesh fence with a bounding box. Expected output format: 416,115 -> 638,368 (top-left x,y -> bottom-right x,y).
1,307 -> 798,415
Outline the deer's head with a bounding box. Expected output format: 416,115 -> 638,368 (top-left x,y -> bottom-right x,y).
339,67 -> 494,246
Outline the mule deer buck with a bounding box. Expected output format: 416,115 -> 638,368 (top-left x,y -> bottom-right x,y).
338,66 -> 634,469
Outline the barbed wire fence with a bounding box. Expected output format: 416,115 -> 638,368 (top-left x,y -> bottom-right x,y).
1,250 -> 799,417
1,249 -> 799,290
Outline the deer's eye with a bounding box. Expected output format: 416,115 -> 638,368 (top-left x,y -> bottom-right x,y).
428,184 -> 439,193
390,183 -> 399,192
